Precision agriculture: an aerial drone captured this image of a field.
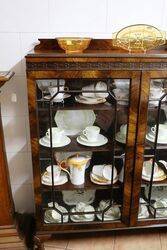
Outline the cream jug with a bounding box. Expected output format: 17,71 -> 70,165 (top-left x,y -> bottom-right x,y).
59,154 -> 91,185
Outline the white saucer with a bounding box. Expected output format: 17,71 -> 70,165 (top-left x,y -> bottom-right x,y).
146,133 -> 167,144
41,172 -> 68,186
142,174 -> 166,182
115,132 -> 126,144
39,136 -> 71,148
77,134 -> 108,147
90,172 -> 118,185
96,207 -> 121,221
75,95 -> 106,105
44,94 -> 71,102
92,164 -> 117,182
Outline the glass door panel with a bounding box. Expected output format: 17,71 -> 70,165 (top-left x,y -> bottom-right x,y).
138,79 -> 167,221
35,77 -> 132,225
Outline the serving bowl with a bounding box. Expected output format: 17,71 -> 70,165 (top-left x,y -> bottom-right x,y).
57,37 -> 91,54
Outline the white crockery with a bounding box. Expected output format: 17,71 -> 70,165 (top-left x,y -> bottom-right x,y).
41,171 -> 68,186
44,93 -> 71,102
39,135 -> 71,148
54,110 -> 96,136
48,85 -> 68,100
120,124 -> 127,137
46,127 -> 64,143
150,124 -> 167,140
77,134 -> 108,147
46,165 -> 61,181
82,126 -> 100,142
82,81 -> 109,98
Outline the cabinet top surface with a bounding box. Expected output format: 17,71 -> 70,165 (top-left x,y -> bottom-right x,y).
26,39 -> 167,59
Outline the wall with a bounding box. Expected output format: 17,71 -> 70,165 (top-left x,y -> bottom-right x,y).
0,0 -> 167,213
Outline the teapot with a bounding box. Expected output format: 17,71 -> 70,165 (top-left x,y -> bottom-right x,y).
59,154 -> 91,185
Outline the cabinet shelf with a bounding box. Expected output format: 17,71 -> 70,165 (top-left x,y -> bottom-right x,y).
39,137 -> 124,155
41,172 -> 122,191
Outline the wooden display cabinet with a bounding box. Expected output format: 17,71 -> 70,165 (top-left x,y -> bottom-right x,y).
26,39 -> 167,245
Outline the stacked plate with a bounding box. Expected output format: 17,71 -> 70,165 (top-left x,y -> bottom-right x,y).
44,203 -> 68,223
75,94 -> 106,105
70,202 -> 95,222
90,164 -> 118,185
96,200 -> 121,221
142,159 -> 166,182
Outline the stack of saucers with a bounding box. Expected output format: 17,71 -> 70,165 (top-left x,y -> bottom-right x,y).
96,200 -> 121,221
75,94 -> 106,105
70,202 -> 95,222
142,159 -> 166,182
44,202 -> 68,223
90,164 -> 118,185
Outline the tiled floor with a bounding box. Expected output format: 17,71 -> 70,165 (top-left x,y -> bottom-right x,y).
44,231 -> 167,250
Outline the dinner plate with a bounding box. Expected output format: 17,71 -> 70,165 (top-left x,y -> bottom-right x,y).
75,95 -> 106,105
39,136 -> 71,148
77,134 -> 108,147
54,110 -> 96,136
146,134 -> 167,144
44,93 -> 71,102
70,208 -> 95,222
41,172 -> 68,186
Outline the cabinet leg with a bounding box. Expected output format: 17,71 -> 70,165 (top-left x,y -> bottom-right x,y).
34,234 -> 53,250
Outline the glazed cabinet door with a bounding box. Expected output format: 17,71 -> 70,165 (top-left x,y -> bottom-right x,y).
27,70 -> 141,232
130,71 -> 167,227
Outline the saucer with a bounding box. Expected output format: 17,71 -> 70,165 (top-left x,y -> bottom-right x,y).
77,134 -> 108,147
75,95 -> 106,105
44,93 -> 71,102
92,164 -> 117,181
115,132 -> 126,144
39,136 -> 71,148
142,174 -> 166,182
90,172 -> 118,185
146,133 -> 167,144
41,172 -> 68,186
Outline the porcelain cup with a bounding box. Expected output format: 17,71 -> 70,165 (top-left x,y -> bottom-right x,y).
82,126 -> 100,142
48,85 -> 68,100
46,127 -> 64,143
82,81 -> 108,98
151,124 -> 167,140
46,165 -> 61,181
120,124 -> 127,137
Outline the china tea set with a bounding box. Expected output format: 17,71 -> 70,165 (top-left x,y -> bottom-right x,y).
44,200 -> 121,224
142,159 -> 167,182
39,125 -> 108,148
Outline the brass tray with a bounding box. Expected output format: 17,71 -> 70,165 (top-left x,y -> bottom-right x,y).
112,24 -> 166,53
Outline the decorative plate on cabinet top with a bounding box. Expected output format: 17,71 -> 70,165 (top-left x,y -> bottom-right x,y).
112,24 -> 166,53
54,110 -> 96,136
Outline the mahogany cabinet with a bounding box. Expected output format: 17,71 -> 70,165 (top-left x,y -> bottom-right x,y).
26,39 -> 167,241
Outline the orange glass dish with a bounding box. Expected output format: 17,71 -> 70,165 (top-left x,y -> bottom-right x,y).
112,24 -> 166,53
57,37 -> 91,54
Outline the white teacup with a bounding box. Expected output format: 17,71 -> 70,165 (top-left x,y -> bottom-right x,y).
151,124 -> 167,140
46,165 -> 61,182
82,81 -> 108,98
120,124 -> 127,137
82,126 -> 100,142
48,85 -> 68,100
46,127 -> 64,143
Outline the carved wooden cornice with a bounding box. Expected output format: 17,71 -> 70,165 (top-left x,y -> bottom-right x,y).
26,61 -> 167,71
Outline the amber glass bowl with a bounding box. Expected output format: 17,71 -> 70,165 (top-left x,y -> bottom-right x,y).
57,37 -> 91,54
112,24 -> 166,53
